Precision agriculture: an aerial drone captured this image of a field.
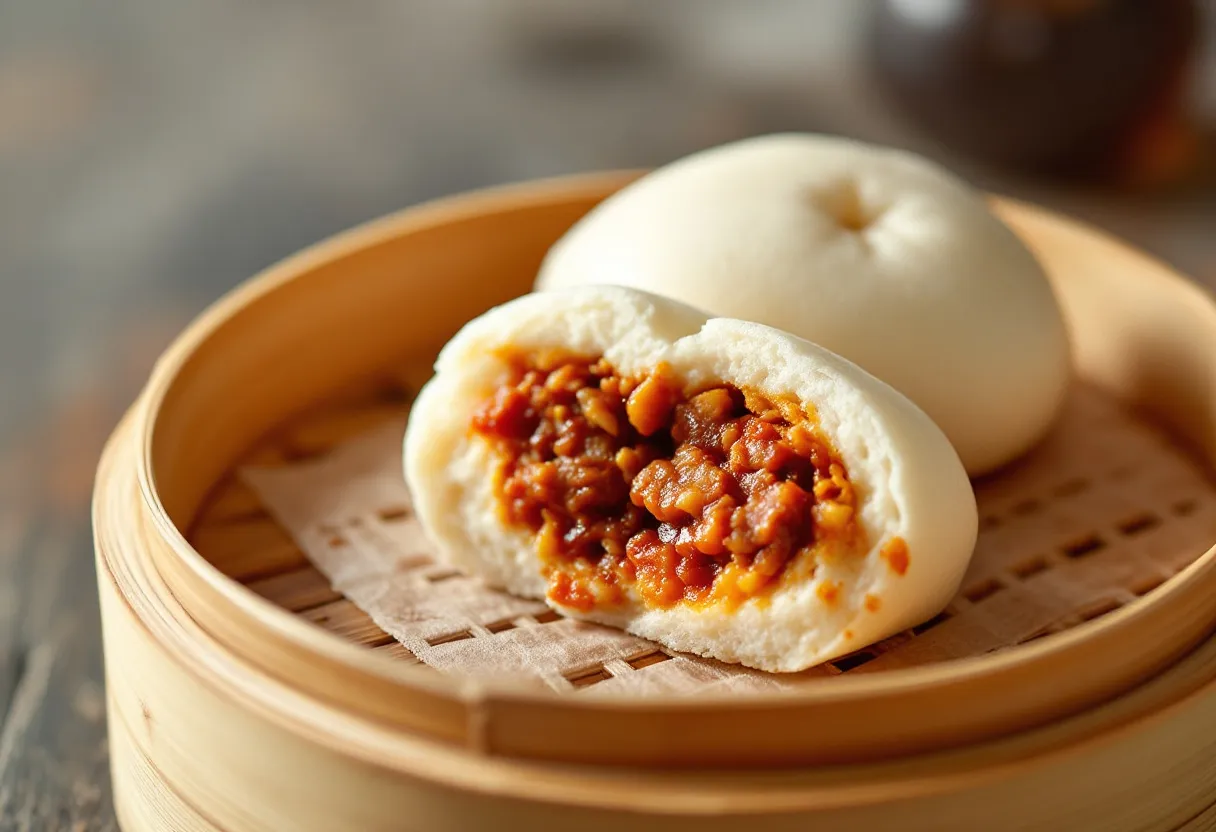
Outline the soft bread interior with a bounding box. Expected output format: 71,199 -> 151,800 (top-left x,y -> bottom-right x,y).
405,286 -> 977,671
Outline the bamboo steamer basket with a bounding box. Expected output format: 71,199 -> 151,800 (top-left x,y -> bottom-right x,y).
93,171 -> 1216,830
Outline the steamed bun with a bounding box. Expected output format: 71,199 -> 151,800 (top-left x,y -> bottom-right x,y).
536,133 -> 1071,476
404,285 -> 977,672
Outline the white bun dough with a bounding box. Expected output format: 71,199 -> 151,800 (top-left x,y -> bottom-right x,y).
404,286 -> 977,672
536,133 -> 1071,476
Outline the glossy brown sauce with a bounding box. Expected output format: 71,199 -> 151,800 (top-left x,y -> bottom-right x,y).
470,351 -> 863,612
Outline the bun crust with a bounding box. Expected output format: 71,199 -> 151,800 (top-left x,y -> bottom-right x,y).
536,133 -> 1071,475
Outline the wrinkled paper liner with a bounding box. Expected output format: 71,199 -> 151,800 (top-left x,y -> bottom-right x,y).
242,387 -> 1216,695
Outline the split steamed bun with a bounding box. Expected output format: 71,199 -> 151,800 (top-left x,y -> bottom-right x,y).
536,133 -> 1071,476
404,285 -> 977,672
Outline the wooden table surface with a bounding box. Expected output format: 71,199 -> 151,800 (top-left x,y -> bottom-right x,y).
2,2 -> 1215,829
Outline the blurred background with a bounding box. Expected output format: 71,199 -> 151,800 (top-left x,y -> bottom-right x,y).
4,0 -> 1216,502
1,1 -> 1215,825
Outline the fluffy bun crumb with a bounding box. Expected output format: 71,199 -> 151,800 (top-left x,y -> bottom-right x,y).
536,133 -> 1071,476
405,285 -> 977,672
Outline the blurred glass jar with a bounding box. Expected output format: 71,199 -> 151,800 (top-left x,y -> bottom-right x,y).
868,0 -> 1200,185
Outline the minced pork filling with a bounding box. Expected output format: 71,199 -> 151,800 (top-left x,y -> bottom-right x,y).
470,350 -> 863,612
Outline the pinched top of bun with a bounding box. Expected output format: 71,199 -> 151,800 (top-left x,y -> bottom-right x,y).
537,133 -> 1071,476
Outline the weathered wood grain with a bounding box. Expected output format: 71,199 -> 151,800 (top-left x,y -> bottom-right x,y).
0,520 -> 114,832
0,509 -> 27,742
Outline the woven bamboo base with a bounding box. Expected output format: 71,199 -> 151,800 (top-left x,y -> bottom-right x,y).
94,172 -> 1216,828
189,379 -> 1216,689
97,420 -> 1216,829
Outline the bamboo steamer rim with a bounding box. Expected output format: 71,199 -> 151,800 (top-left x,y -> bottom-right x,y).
123,170 -> 1216,745
96,418 -> 1216,814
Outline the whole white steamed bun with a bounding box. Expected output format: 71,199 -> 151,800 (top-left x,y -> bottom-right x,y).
405,285 -> 977,673
535,133 -> 1071,476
